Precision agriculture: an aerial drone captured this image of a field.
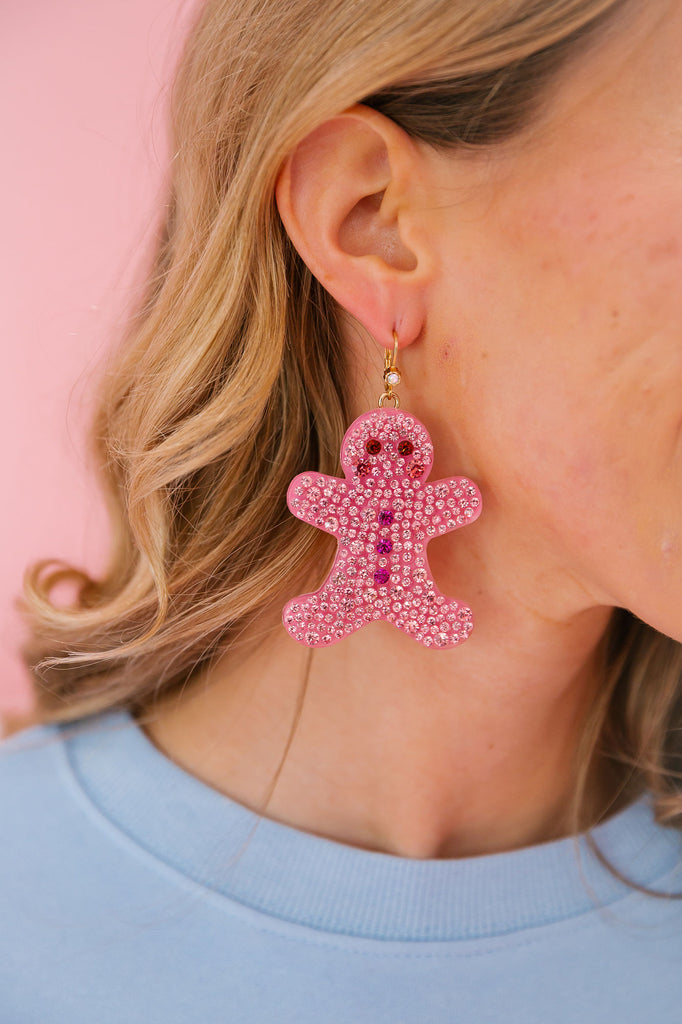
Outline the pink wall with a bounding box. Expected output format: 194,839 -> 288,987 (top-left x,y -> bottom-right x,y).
0,0 -> 198,725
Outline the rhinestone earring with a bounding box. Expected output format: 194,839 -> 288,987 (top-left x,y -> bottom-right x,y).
282,328 -> 482,648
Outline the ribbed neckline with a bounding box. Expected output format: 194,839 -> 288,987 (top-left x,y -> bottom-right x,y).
57,708 -> 682,942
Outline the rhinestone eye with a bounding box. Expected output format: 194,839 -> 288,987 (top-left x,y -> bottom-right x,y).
398,439 -> 414,456
366,438 -> 382,454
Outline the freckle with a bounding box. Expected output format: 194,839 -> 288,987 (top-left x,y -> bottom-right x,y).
647,237 -> 680,262
481,351 -> 488,359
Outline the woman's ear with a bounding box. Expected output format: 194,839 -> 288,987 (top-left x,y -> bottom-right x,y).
274,104 -> 434,346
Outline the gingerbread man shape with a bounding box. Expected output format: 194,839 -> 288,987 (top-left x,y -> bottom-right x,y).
282,406 -> 482,648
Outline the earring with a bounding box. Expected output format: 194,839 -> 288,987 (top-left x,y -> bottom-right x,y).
282,329 -> 482,648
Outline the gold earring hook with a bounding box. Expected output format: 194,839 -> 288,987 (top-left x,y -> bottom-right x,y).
378,328 -> 401,408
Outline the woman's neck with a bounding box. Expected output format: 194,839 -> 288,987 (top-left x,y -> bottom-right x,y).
139,592 -> 624,860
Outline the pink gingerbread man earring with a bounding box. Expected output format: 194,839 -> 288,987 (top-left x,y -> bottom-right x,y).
282,329 -> 482,648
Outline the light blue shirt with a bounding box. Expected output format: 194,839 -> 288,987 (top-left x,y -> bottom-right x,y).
2,707 -> 682,1022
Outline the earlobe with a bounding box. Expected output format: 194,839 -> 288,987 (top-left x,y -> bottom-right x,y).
274,106 -> 431,345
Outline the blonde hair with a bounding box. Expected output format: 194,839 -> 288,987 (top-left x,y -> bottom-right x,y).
16,0 -> 682,895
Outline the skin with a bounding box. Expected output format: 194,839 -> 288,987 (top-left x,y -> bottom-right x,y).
141,0 -> 682,859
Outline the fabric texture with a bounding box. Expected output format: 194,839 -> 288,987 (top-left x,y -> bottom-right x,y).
1,707 -> 682,1023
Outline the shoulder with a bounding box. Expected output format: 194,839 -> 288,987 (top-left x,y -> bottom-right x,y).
0,713 -> 137,943
0,716 -> 65,784
0,718 -> 78,846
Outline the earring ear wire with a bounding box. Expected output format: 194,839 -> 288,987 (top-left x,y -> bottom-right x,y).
379,328 -> 401,407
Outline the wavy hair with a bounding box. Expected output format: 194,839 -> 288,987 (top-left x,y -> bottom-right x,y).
13,0 -> 682,897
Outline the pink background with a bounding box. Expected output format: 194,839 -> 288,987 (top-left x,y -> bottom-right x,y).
0,0 -> 198,727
